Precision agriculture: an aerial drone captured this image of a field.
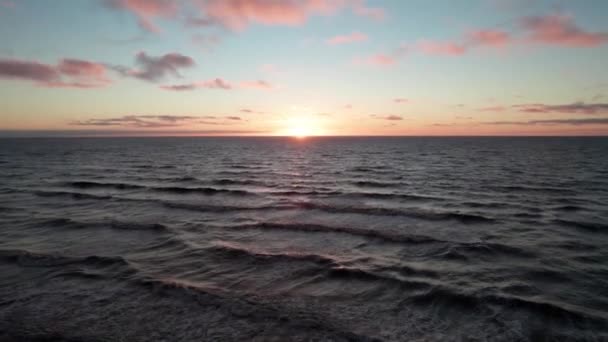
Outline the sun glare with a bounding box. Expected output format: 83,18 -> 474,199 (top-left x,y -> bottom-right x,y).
281,108 -> 326,138
283,117 -> 324,138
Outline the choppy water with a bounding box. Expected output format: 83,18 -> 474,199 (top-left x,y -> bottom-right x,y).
1,137 -> 607,341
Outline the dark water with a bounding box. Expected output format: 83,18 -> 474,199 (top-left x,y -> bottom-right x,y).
1,137 -> 607,341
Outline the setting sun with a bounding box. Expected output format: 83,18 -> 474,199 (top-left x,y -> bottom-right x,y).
281,115 -> 325,137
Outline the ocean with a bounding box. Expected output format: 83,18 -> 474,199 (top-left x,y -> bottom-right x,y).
0,137 -> 607,341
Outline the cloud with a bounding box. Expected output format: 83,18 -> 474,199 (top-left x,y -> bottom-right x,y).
160,78 -> 273,91
521,15 -> 608,47
355,53 -> 396,66
71,115 -> 244,128
240,80 -> 273,89
117,52 -> 195,82
160,78 -> 232,91
72,115 -> 199,128
393,98 -> 408,103
327,31 -> 368,45
193,0 -> 384,31
478,105 -> 506,112
371,114 -> 402,121
417,40 -> 467,56
240,108 -> 265,114
352,1 -> 385,21
105,0 -> 177,33
0,129 -> 269,137
0,58 -> 110,88
483,118 -> 608,126
514,102 -> 608,114
467,29 -> 511,47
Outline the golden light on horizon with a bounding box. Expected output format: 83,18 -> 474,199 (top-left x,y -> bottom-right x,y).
280,107 -> 326,137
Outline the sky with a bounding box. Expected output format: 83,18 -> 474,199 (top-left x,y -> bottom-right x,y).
1,0 -> 608,136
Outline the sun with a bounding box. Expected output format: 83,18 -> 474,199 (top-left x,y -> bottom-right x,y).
281,111 -> 325,138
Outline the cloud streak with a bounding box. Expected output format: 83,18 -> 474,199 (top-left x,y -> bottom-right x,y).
160,79 -> 273,91
327,31 -> 368,45
483,118 -> 608,126
521,15 -> 608,47
0,58 -> 110,88
71,115 -> 244,128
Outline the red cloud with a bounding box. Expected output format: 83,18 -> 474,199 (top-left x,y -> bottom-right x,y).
327,31 -> 368,45
521,15 -> 608,47
467,29 -> 510,47
0,58 -> 110,88
417,40 -> 467,56
106,0 -> 177,32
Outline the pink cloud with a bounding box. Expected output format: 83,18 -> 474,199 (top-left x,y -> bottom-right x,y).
467,29 -> 511,47
351,0 -> 385,21
198,0 -> 342,30
1,0 -> 15,8
327,31 -> 368,45
0,58 -> 110,88
240,79 -> 273,89
417,40 -> 467,56
106,0 -> 177,33
355,53 -> 396,66
193,0 -> 384,30
521,15 -> 608,47
393,98 -> 408,103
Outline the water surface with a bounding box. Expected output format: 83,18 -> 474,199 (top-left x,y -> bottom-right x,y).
1,137 -> 607,341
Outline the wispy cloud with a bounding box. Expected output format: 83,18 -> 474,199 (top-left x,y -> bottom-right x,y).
327,31 -> 368,45
417,40 -> 467,56
71,115 -> 244,128
393,98 -> 409,103
112,52 -> 195,82
239,80 -> 273,89
0,58 -> 110,88
514,102 -> 608,114
160,78 -> 233,91
371,114 -> 403,120
354,53 -> 397,66
521,14 -> 608,47
160,78 -> 273,91
483,118 -> 608,126
104,0 -> 177,33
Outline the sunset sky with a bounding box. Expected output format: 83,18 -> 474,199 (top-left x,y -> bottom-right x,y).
1,0 -> 608,136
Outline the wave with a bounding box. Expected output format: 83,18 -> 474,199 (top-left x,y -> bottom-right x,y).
553,219 -> 608,234
222,222 -> 443,245
292,202 -> 496,223
405,286 -> 607,326
34,190 -> 112,200
492,185 -> 577,195
351,180 -> 398,188
208,241 -> 340,266
435,241 -> 535,261
65,181 -> 145,190
37,217 -> 170,233
152,186 -> 254,197
0,248 -> 130,269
